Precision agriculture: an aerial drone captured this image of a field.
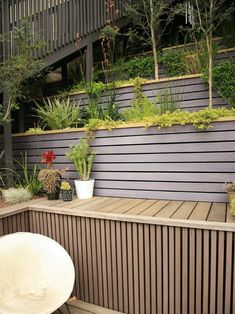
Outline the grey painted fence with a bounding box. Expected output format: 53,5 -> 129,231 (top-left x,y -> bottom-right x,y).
11,119 -> 235,202
1,209 -> 235,314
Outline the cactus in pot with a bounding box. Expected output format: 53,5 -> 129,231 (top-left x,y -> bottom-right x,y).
66,138 -> 96,199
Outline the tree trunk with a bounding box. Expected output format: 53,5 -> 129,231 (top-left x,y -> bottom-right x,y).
149,0 -> 159,80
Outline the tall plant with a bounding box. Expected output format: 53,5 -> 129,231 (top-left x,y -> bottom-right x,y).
0,19 -> 46,124
183,0 -> 234,107
125,0 -> 174,80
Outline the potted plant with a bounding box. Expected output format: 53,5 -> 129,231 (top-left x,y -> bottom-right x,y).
66,138 -> 96,199
60,181 -> 73,202
231,199 -> 235,216
38,150 -> 64,200
224,181 -> 235,205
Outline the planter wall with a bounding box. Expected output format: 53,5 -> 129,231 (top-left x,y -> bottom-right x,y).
10,119 -> 235,202
71,76 -> 227,113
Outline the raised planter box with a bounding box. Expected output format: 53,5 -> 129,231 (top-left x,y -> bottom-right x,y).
11,118 -> 235,202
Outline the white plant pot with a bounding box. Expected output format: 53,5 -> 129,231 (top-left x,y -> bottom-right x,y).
74,179 -> 95,199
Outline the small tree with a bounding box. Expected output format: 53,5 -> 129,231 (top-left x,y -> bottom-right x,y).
125,0 -> 174,80
184,0 -> 234,107
0,19 -> 46,125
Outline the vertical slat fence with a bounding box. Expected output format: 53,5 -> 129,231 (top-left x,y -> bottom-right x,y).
2,210 -> 232,314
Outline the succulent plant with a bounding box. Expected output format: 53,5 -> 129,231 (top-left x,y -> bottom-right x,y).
66,138 -> 96,181
61,181 -> 72,190
224,181 -> 235,192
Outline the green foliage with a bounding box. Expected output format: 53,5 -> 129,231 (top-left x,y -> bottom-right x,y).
35,97 -> 81,130
123,77 -> 179,121
121,56 -> 154,79
14,152 -> 42,196
83,81 -> 120,122
210,61 -> 235,108
66,138 -> 96,181
25,127 -> 45,135
231,199 -> 235,216
0,19 -> 46,124
159,50 -> 188,76
142,107 -> 235,130
86,107 -> 235,131
2,187 -> 32,205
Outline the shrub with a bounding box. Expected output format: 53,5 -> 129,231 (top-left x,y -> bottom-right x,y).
2,188 -> 32,205
159,50 -> 188,77
122,56 -> 155,79
35,97 -> 81,130
211,61 -> 235,108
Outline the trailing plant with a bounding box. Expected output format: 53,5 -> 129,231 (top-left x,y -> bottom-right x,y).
209,61 -> 235,108
86,107 -> 235,131
66,138 -> 96,181
38,151 -> 65,193
2,187 -> 32,205
35,97 -> 81,130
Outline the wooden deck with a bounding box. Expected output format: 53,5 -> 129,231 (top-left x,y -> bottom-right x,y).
56,300 -> 122,314
28,196 -> 235,227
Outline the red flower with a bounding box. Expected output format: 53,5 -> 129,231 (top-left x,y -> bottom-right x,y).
41,150 -> 56,166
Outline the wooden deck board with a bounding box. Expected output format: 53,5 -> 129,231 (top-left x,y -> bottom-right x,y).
155,201 -> 183,218
172,202 -> 197,220
207,203 -> 227,223
189,202 -> 211,221
139,200 -> 170,216
1,196 -> 234,228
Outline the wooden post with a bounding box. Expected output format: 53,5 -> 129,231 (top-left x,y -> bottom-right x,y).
86,40 -> 93,82
3,92 -> 13,186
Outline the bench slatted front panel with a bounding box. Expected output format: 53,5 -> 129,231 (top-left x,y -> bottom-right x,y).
26,211 -> 235,314
11,120 -> 235,202
0,211 -> 30,236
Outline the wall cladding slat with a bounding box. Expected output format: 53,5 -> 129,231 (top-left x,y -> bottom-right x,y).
1,211 -> 231,314
70,76 -> 228,114
9,120 -> 235,202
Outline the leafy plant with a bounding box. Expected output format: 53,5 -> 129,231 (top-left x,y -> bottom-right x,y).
38,150 -> 65,193
210,61 -> 235,108
66,138 -> 96,181
0,19 -> 46,124
2,188 -> 32,205
35,97 -> 81,130
122,56 -> 155,79
159,50 -> 188,76
14,152 -> 42,196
